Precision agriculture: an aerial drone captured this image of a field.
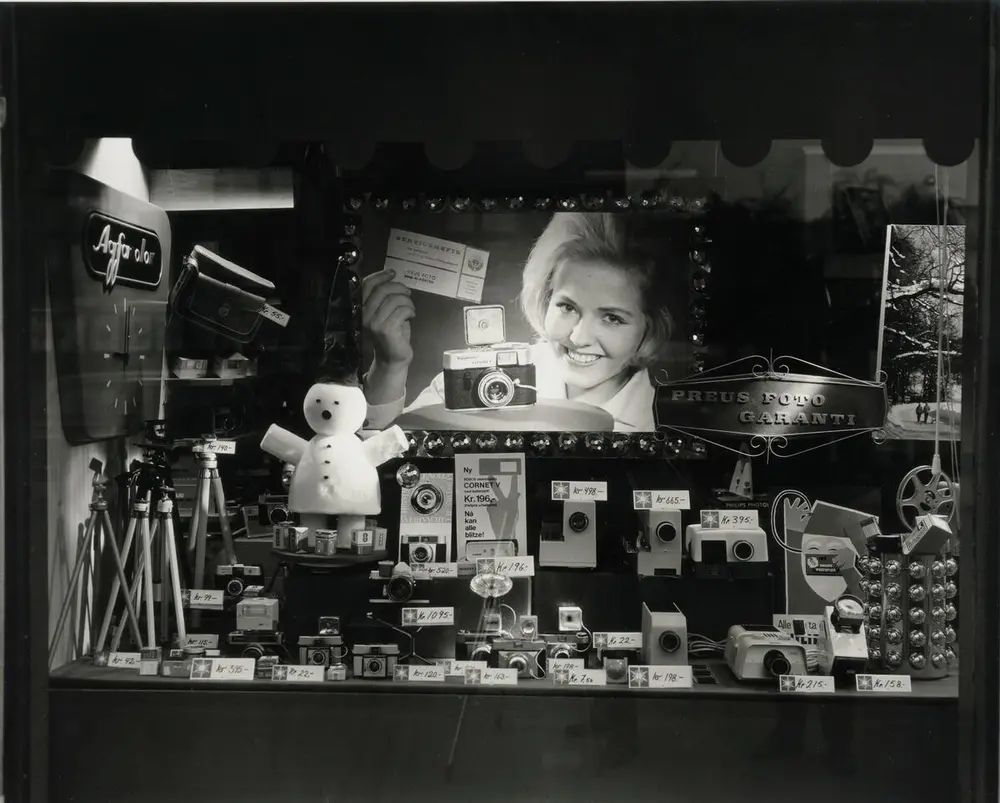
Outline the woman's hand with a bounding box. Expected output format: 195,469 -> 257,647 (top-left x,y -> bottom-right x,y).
362,270 -> 415,367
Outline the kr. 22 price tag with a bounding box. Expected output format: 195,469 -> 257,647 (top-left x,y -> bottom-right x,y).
633,490 -> 691,511
272,665 -> 324,683
401,606 -> 455,626
779,675 -> 835,694
551,481 -> 608,502
592,632 -> 642,651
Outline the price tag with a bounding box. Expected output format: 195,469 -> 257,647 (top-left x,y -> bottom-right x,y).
772,614 -> 826,644
855,674 -> 912,693
700,509 -> 758,529
108,652 -> 141,669
448,659 -> 488,676
401,606 -> 455,626
475,557 -> 535,577
272,665 -> 325,683
184,589 -> 225,610
549,658 -> 584,672
183,634 -> 220,649
553,667 -> 606,687
209,440 -> 237,456
551,481 -> 608,502
394,665 -> 446,683
628,665 -> 693,689
189,657 -> 256,681
411,563 -> 459,578
633,490 -> 691,511
780,675 -> 835,694
592,632 -> 643,651
464,667 -> 518,686
260,303 -> 291,328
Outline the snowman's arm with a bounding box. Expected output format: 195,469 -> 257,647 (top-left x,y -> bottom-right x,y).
260,424 -> 308,466
360,425 -> 409,467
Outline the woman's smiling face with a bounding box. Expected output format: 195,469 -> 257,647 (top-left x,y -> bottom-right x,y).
542,259 -> 647,392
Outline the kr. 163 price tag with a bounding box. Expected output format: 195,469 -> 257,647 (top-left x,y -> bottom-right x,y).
411,563 -> 459,578
190,657 -> 255,681
107,652 -> 141,669
633,490 -> 691,511
401,606 -> 455,626
272,665 -> 324,683
551,481 -> 608,502
476,557 -> 534,577
465,666 -> 518,686
855,674 -> 912,693
628,665 -> 693,689
553,667 -> 606,687
779,675 -> 835,694
592,632 -> 642,651
394,665 -> 446,683
700,509 -> 759,530
183,589 -> 225,610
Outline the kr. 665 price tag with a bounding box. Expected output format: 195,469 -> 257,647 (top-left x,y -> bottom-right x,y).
401,606 -> 455,626
633,490 -> 691,511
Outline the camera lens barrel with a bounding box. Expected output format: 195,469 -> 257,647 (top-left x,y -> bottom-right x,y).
387,575 -> 415,603
477,371 -> 516,408
732,540 -> 755,561
659,630 -> 681,653
763,649 -> 791,678
568,512 -> 590,533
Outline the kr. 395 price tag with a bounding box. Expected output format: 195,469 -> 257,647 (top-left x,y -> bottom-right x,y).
272,665 -> 324,683
108,652 -> 141,669
551,481 -> 608,502
394,665 -> 446,683
592,632 -> 642,651
190,657 -> 255,681
633,490 -> 691,511
184,589 -> 225,610
700,509 -> 758,530
780,675 -> 835,694
553,667 -> 606,687
628,665 -> 693,689
476,557 -> 534,577
411,563 -> 459,578
855,674 -> 912,693
401,606 -> 455,626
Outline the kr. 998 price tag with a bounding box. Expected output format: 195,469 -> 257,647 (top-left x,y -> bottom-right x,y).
401,606 -> 455,626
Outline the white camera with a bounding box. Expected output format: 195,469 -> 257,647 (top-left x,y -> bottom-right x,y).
641,604 -> 688,666
725,625 -> 808,682
686,524 -> 769,579
539,501 -> 597,569
637,510 -> 682,577
818,595 -> 869,678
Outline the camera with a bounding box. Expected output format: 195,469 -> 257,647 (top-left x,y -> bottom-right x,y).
685,524 -> 769,579
493,638 -> 545,678
353,644 -> 400,679
456,631 -> 497,662
215,563 -> 264,598
543,632 -> 589,661
817,595 -> 869,678
227,629 -> 284,660
637,510 -> 682,577
399,533 -> 448,565
641,604 -> 688,666
299,634 -> 346,667
236,598 -> 279,632
539,501 -> 597,569
724,625 -> 808,682
442,305 -> 536,411
259,493 -> 290,526
378,563 -> 417,603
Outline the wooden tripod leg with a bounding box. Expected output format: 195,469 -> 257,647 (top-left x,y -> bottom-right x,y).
163,516 -> 188,643
95,511 -> 140,654
211,471 -> 237,564
138,512 -> 157,647
101,509 -> 144,649
49,511 -> 98,667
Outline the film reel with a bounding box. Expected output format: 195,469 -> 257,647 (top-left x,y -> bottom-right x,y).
895,465 -> 957,531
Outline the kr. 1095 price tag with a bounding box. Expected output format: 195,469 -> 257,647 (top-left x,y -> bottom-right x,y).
551,481 -> 608,502
855,674 -> 912,693
633,490 -> 691,511
592,632 -> 642,651
628,665 -> 693,689
401,606 -> 455,626
272,665 -> 324,683
780,675 -> 835,694
190,657 -> 255,681
476,557 -> 534,577
700,509 -> 759,530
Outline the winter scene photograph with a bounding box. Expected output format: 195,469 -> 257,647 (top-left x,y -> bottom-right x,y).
876,224 -> 964,441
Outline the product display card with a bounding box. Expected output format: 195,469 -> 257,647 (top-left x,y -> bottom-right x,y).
455,453 -> 527,561
399,472 -> 454,562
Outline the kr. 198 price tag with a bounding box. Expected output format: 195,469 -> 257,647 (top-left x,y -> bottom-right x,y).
592,632 -> 642,651
856,674 -> 912,693
183,589 -> 225,611
476,557 -> 534,577
272,665 -> 324,683
394,665 -> 446,683
401,606 -> 455,626
628,665 -> 693,689
553,667 -> 606,687
780,675 -> 835,694
410,563 -> 459,578
190,657 -> 255,681
465,666 -> 519,686
633,490 -> 691,511
551,481 -> 608,502
108,652 -> 141,669
700,509 -> 759,530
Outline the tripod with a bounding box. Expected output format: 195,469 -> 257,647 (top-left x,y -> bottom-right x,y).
49,462 -> 143,668
187,437 -> 238,606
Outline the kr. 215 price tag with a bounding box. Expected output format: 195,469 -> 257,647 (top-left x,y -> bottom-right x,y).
401,606 -> 455,626
780,675 -> 835,694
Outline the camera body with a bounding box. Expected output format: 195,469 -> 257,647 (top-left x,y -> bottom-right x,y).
818,595 -> 869,678
641,604 -> 688,666
227,629 -> 284,660
299,634 -> 345,667
456,631 -> 497,662
637,510 -> 682,577
353,644 -> 399,679
539,501 -> 597,569
686,524 -> 769,579
215,563 -> 264,598
543,632 -> 589,661
399,533 -> 449,565
235,598 -> 279,632
725,625 -> 808,682
493,638 -> 545,678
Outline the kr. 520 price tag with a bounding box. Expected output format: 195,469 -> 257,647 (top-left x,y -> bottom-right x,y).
780,675 -> 835,694
401,606 -> 455,626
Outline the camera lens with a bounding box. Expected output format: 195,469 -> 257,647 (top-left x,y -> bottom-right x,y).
659,631 -> 681,654
309,650 -> 327,665
226,578 -> 245,597
367,658 -> 383,674
656,522 -> 678,543
732,540 -> 755,561
478,371 -> 515,408
763,649 -> 791,678
471,644 -> 493,661
410,543 -> 433,563
387,575 -> 415,603
243,645 -> 265,660
268,505 -> 290,525
552,645 -> 572,660
411,484 -> 444,515
509,655 -> 528,673
568,512 -> 590,533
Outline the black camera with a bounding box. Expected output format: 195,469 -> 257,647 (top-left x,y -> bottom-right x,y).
299,635 -> 346,667
214,564 -> 264,598
227,629 -> 283,660
456,630 -> 497,663
376,564 -> 417,604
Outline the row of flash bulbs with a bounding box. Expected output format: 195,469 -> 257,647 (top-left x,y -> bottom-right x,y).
344,192 -> 710,215
403,431 -> 706,457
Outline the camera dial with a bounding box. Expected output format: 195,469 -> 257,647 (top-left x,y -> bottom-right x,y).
478,370 -> 516,408
568,512 -> 590,533
732,540 -> 755,561
659,630 -> 682,654
656,522 -> 677,543
762,649 -> 791,678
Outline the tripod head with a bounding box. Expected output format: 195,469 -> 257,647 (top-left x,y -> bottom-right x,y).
89,458 -> 109,491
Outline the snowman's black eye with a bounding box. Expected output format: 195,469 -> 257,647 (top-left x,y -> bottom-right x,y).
316,399 -> 321,403
334,400 -> 339,405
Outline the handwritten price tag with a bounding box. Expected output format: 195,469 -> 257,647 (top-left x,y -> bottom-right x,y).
592,632 -> 643,651
449,660 -> 488,676
401,606 -> 455,626
551,481 -> 608,502
395,665 -> 446,683
273,665 -> 325,683
210,440 -> 237,455
628,665 -> 693,689
700,509 -> 758,529
475,557 -> 535,577
411,563 -> 459,578
550,658 -> 584,672
553,667 -> 606,687
260,303 -> 291,328
183,634 -> 220,649
479,667 -> 519,686
190,657 -> 256,681
184,589 -> 225,610
633,490 -> 691,511
780,674 -> 834,694
856,674 -> 912,693
108,652 -> 141,669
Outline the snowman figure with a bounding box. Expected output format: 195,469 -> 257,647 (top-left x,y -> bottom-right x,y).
260,379 -> 408,547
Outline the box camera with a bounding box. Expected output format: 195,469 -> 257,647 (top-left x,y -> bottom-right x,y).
442,306 -> 536,411
641,604 -> 688,666
215,563 -> 264,598
539,501 -> 597,569
456,631 -> 497,662
493,638 -> 545,678
724,625 -> 808,682
353,644 -> 400,679
637,510 -> 682,577
817,595 -> 869,678
227,629 -> 284,661
299,634 -> 346,667
685,524 -> 769,579
399,533 -> 449,565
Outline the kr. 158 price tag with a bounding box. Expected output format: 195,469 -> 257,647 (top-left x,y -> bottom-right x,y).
551,481 -> 608,502
107,652 -> 141,669
401,606 -> 455,626
272,665 -> 324,683
190,657 -> 255,681
855,674 -> 912,693
592,632 -> 642,651
633,490 -> 691,511
780,675 -> 835,694
553,667 -> 606,687
628,665 -> 693,689
476,557 -> 534,577
700,509 -> 759,530
183,589 -> 225,610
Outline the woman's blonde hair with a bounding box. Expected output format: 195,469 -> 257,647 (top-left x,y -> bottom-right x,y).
519,212 -> 677,368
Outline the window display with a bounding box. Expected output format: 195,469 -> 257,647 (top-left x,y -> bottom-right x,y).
40,138 -> 970,701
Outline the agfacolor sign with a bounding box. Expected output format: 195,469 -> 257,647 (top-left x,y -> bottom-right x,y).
83,212 -> 163,290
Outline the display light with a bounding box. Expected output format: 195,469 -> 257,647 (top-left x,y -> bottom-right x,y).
533,196 -> 553,211
636,435 -> 660,457
479,197 -> 498,212
338,242 -> 361,267
557,196 -> 580,212
396,463 -> 421,489
424,197 -> 446,212
584,433 -> 606,454
345,196 -> 364,212
611,433 -> 631,456
504,196 -> 525,211
423,433 -> 445,455
503,433 -> 525,452
450,433 -> 472,452
400,197 -> 419,212
371,196 -> 391,211
557,432 -> 578,454
343,216 -> 361,238
474,432 -> 498,452
611,195 -> 632,210
582,193 -> 606,211
638,190 -> 660,209
530,432 -> 552,454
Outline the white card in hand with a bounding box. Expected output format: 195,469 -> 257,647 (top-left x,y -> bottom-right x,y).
384,228 -> 489,303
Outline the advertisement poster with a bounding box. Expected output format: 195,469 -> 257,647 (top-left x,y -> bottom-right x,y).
454,453 -> 527,561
